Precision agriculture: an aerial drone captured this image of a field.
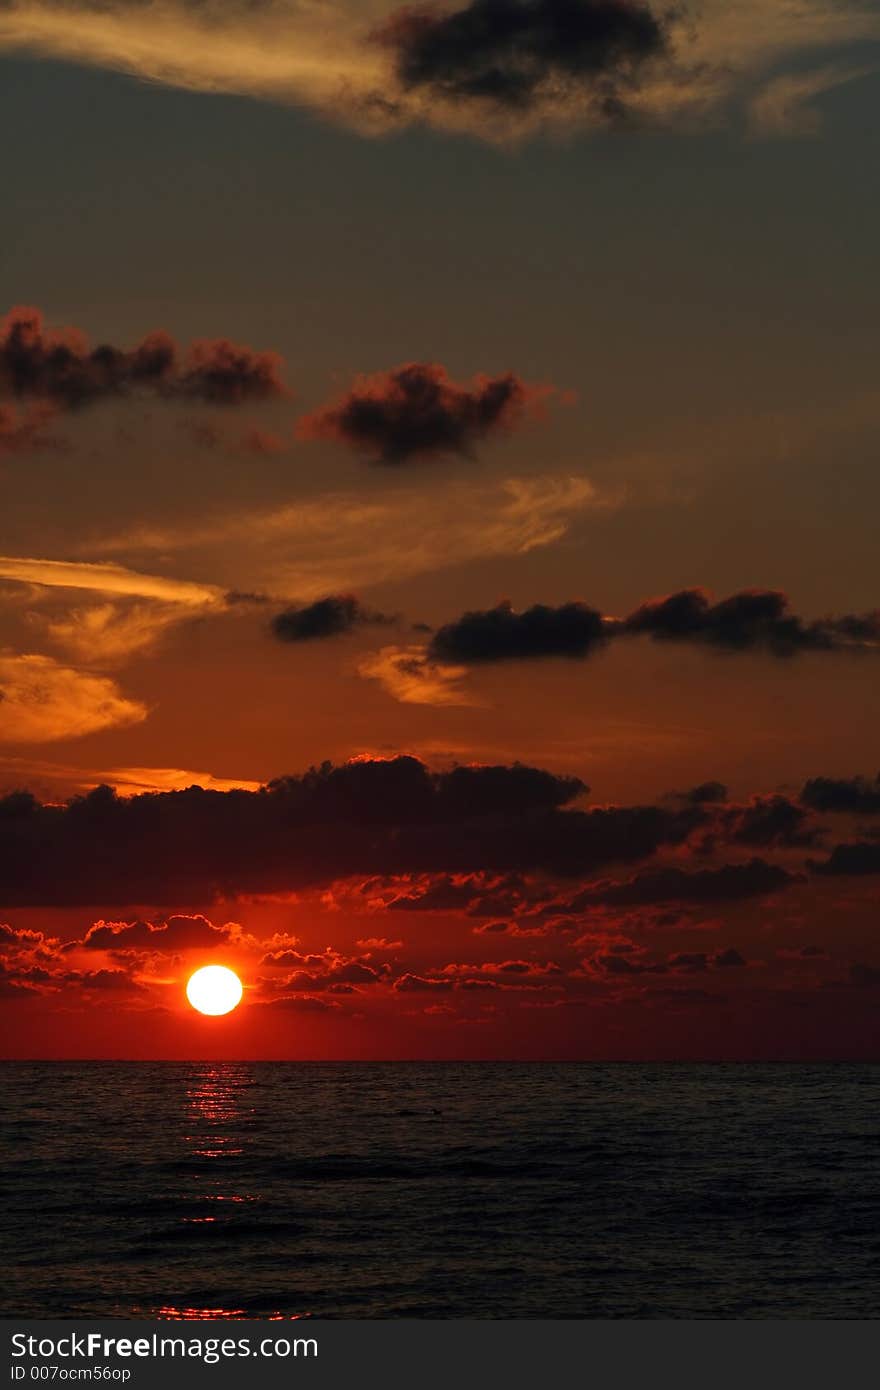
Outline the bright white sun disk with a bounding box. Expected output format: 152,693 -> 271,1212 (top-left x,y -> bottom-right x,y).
186,965 -> 243,1016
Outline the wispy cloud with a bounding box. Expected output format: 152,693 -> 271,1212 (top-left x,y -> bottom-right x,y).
748,61 -> 878,135
40,601 -> 200,664
0,556 -> 227,664
0,652 -> 146,743
91,474 -> 607,596
357,644 -> 480,706
0,556 -> 223,608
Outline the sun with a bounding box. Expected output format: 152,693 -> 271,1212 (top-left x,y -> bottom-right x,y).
186,965 -> 243,1016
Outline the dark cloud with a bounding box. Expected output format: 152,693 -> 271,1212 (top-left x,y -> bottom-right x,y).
713,947 -> 747,968
296,361 -> 549,463
668,947 -> 746,972
475,958 -> 562,976
567,858 -> 799,907
81,914 -> 233,952
259,954 -> 385,993
262,995 -> 341,1012
0,757 -> 702,906
276,963 -> 381,992
810,842 -> 880,877
428,589 -> 880,664
801,774 -> 880,815
373,0 -> 668,119
176,338 -> 287,406
0,306 -> 287,411
393,973 -> 455,992
259,949 -> 329,969
0,922 -> 50,952
379,870 -> 542,916
66,968 -> 145,993
717,796 -> 818,849
331,961 -> 382,984
0,962 -> 51,997
470,914 -> 550,937
0,958 -> 145,996
430,599 -> 608,662
667,951 -> 708,972
271,595 -> 391,643
674,781 -> 728,806
593,951 -> 666,976
388,877 -> 490,912
622,588 -> 880,656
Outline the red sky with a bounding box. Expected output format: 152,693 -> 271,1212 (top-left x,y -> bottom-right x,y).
1,0 -> 879,1058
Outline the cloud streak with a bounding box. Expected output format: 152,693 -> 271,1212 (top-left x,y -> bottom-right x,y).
0,556 -> 228,664
91,475 -> 607,597
0,755 -> 264,797
0,556 -> 224,608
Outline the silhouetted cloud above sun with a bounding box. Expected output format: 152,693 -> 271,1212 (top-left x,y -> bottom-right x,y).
81,913 -> 236,952
0,755 -> 716,904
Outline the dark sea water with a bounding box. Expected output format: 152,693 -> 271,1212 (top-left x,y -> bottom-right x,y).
2,1062 -> 879,1319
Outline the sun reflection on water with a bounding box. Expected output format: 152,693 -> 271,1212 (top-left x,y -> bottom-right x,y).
183,1064 -> 252,1160
156,1306 -> 247,1320
178,1066 -> 259,1225
145,1067 -> 314,1321
156,1308 -> 311,1321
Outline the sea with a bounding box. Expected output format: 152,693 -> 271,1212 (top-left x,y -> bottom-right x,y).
2,1062 -> 879,1319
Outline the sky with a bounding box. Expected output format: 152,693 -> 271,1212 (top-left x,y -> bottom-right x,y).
1,0 -> 879,1059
